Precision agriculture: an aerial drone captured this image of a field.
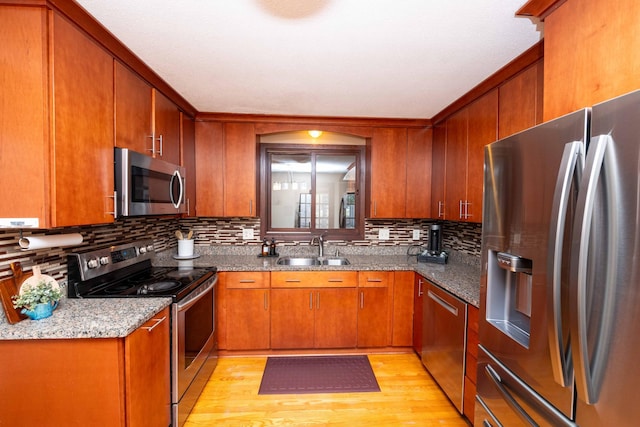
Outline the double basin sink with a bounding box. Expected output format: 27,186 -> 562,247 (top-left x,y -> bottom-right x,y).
276,256 -> 350,266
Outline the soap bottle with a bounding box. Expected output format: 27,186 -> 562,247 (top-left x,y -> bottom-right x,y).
261,239 -> 269,256
269,238 -> 277,256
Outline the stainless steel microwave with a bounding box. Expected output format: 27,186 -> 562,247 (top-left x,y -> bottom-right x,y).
114,147 -> 186,217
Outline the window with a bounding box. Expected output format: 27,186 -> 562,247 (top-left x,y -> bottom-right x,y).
260,143 -> 365,241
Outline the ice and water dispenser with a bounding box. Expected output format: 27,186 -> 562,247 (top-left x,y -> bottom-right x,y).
486,251 -> 533,348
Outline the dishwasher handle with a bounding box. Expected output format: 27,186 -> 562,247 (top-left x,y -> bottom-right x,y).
427,289 -> 458,316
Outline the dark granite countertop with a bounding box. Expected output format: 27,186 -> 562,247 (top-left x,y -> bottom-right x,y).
155,249 -> 481,307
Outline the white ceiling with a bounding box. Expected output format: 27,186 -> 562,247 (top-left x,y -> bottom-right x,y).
75,0 -> 542,119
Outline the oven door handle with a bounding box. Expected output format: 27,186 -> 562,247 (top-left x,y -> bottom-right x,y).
176,276 -> 217,312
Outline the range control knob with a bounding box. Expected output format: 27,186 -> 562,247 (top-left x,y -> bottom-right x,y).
146,244 -> 154,252
99,256 -> 110,266
87,258 -> 100,269
139,246 -> 147,254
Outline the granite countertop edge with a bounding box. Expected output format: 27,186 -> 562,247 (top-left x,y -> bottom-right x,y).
0,297 -> 172,341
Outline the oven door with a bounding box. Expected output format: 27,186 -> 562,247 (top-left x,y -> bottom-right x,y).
172,275 -> 216,405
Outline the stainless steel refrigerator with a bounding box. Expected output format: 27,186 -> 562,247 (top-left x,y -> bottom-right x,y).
476,89 -> 640,426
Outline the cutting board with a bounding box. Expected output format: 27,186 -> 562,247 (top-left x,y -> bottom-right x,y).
0,262 -> 31,324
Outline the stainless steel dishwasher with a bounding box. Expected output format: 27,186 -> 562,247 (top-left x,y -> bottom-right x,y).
421,281 -> 468,413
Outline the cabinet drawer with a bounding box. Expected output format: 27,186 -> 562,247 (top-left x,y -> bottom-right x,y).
222,271 -> 269,289
271,271 -> 357,288
358,271 -> 393,288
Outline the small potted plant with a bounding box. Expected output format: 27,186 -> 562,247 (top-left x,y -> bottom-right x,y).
12,280 -> 62,320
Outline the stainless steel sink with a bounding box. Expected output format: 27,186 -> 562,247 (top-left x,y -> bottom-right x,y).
276,256 -> 350,266
276,257 -> 321,266
321,257 -> 350,266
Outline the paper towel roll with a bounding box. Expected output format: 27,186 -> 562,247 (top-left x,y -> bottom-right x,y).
19,233 -> 83,250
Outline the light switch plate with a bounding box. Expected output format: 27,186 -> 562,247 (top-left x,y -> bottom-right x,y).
242,228 -> 254,240
378,228 -> 390,240
412,229 -> 420,240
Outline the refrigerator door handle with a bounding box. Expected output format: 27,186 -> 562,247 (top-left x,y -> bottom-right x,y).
547,140 -> 584,387
571,134 -> 619,404
484,362 -> 577,427
484,365 -> 537,426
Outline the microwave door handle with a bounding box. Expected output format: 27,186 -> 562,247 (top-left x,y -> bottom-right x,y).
170,170 -> 184,209
571,134 -> 618,404
547,141 -> 584,387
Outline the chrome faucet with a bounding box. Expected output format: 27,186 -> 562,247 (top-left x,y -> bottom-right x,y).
310,234 -> 325,257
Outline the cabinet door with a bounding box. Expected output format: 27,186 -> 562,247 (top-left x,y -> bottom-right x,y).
195,121 -> 224,216
444,109 -> 468,221
153,89 -> 181,164
431,123 -> 447,219
466,90 -> 498,223
125,307 -> 170,427
270,288 -> 315,349
315,288 -> 357,348
218,272 -> 270,350
181,114 -> 196,216
392,271 -> 414,347
405,128 -> 432,218
225,288 -> 270,350
413,275 -> 425,354
115,61 -> 153,154
53,13 -> 115,226
224,122 -> 257,217
0,6 -> 48,224
498,61 -> 543,139
369,127 -> 407,218
357,271 -> 392,348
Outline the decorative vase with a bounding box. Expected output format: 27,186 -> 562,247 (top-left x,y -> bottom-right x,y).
22,301 -> 58,320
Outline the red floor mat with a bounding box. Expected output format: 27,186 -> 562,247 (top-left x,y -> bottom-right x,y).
258,355 -> 381,395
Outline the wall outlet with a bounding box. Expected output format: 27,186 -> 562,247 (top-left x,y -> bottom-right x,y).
412,229 -> 420,240
242,228 -> 254,240
378,228 -> 390,240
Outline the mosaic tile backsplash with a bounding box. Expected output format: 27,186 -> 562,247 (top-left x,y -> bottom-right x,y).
0,217 -> 481,285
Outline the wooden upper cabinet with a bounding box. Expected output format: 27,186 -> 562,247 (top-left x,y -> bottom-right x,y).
431,123 -> 447,219
498,60 -> 543,139
0,6 -> 49,224
406,128 -> 433,218
223,122 -> 257,217
369,127 -> 431,219
115,63 -> 181,164
52,13 -> 115,226
542,0 -> 640,120
115,61 -> 153,154
438,89 -> 498,223
443,109 -> 468,221
1,7 -> 115,227
369,128 -> 408,218
181,114 -> 196,216
466,89 -> 498,223
153,90 -> 181,164
195,121 -> 224,216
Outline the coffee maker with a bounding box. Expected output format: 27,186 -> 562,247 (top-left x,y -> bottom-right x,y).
418,224 -> 448,264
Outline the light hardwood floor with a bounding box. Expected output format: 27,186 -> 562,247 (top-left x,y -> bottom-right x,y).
184,353 -> 470,426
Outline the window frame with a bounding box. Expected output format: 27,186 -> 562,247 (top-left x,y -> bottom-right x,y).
259,143 -> 365,241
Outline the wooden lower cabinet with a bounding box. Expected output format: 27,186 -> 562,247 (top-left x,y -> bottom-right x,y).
357,271 -> 393,348
0,307 -> 170,426
270,271 -> 358,349
392,271 -> 415,347
463,305 -> 479,424
218,272 -> 270,350
413,274 -> 426,354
